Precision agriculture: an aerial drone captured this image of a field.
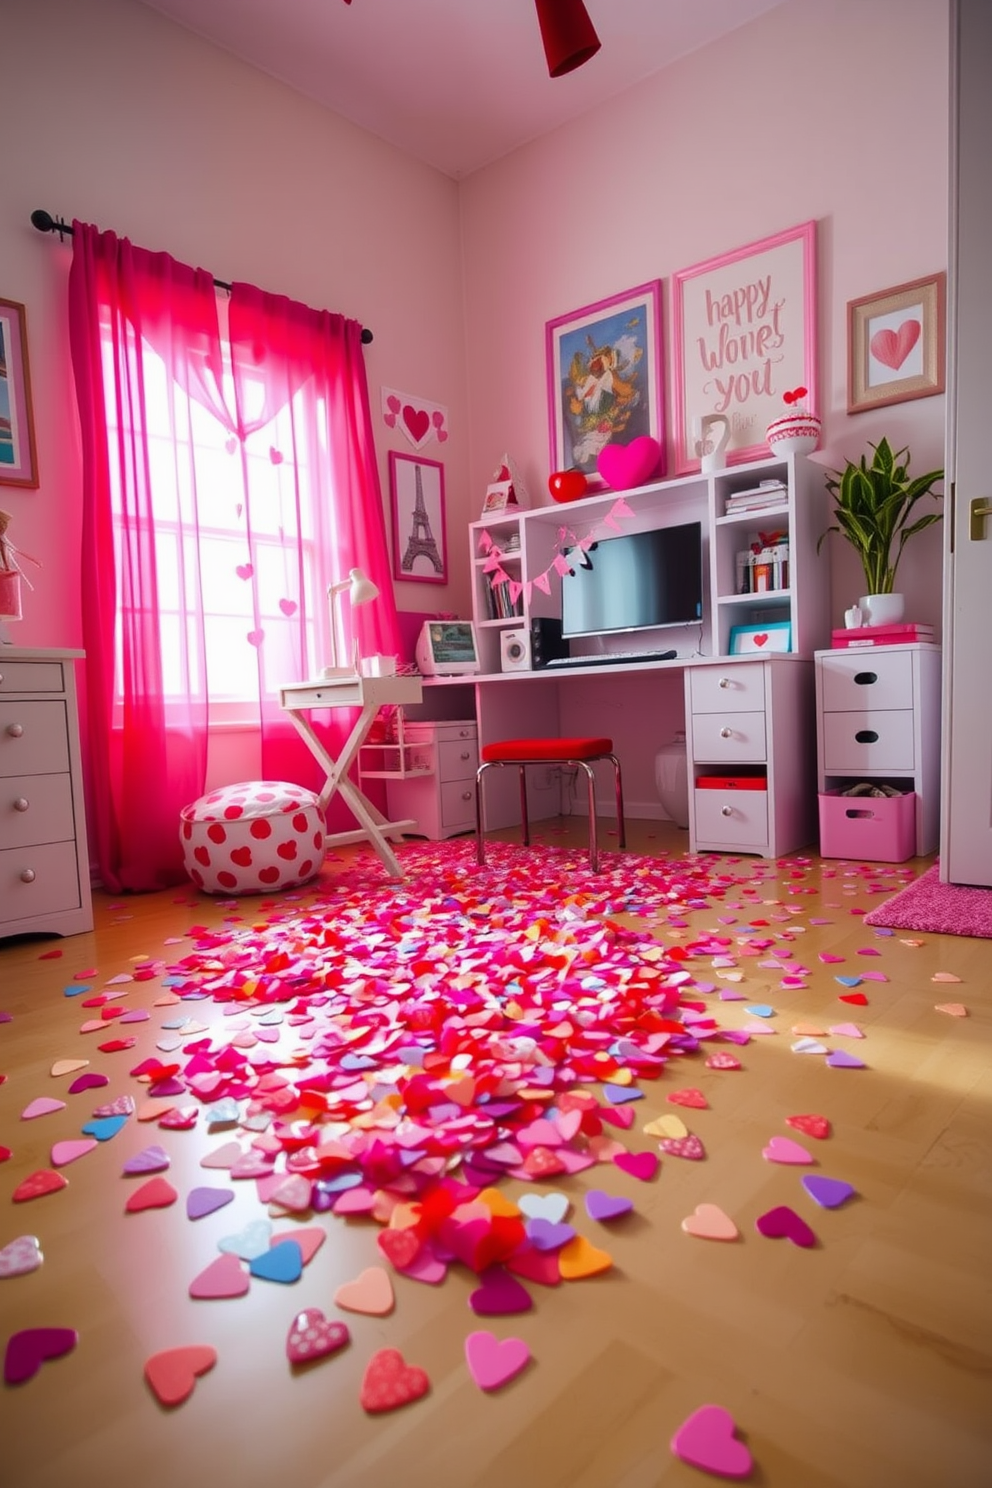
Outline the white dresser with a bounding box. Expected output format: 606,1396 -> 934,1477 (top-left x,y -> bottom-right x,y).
381,719 -> 479,841
684,654 -> 816,858
815,643 -> 941,858
0,648 -> 93,938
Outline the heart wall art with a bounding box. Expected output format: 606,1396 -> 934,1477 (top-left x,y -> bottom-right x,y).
381,388 -> 449,451
847,273 -> 946,413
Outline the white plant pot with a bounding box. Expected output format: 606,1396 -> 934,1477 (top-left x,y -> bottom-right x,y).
858,592 -> 905,626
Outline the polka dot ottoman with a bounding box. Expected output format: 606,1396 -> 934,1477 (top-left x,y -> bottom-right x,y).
179,781 -> 326,894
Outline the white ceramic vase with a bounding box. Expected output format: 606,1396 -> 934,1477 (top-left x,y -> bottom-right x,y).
858,592 -> 905,626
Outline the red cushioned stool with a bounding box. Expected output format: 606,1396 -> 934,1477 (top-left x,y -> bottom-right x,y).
475,736 -> 625,872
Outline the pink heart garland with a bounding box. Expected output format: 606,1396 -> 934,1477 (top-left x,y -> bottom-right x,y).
596,436 -> 661,492
246,630 -> 265,648
464,1330 -> 530,1390
278,598 -> 297,616
870,317 -> 921,370
235,564 -> 254,581
671,1404 -> 753,1479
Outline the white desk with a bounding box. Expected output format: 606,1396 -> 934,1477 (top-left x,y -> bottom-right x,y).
279,672 -> 423,876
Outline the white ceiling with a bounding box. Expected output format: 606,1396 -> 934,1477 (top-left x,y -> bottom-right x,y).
134,0 -> 787,179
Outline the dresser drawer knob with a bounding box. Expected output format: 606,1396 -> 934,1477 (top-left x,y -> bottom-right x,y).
721,805 -> 733,817
20,868 -> 36,884
855,729 -> 879,744
854,671 -> 878,686
13,797 -> 30,812
461,790 -> 473,802
459,751 -> 471,761
718,677 -> 732,689
719,727 -> 732,739
6,722 -> 24,738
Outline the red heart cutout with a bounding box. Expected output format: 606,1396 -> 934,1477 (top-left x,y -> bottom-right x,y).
4,1326 -> 78,1384
402,406 -> 430,442
870,317 -> 921,371
786,1113 -> 831,1140
376,1227 -> 422,1271
360,1347 -> 430,1413
667,1088 -> 709,1109
125,1177 -> 178,1213
12,1169 -> 68,1203
144,1345 -> 217,1405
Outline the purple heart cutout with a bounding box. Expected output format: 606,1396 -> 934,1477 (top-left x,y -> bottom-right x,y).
525,1218 -> 576,1251
122,1145 -> 170,1175
186,1186 -> 235,1220
585,1190 -> 634,1222
4,1327 -> 78,1384
802,1175 -> 857,1209
469,1265 -> 534,1317
827,1050 -> 866,1069
755,1205 -> 816,1247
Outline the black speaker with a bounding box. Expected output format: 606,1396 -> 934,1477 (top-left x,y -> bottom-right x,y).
530,617 -> 567,668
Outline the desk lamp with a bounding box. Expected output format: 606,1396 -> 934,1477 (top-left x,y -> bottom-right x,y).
323,567 -> 379,678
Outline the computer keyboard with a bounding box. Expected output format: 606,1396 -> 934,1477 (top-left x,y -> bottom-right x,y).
543,649 -> 678,669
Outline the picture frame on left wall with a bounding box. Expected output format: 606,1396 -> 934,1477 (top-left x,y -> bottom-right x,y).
389,451 -> 447,585
0,299 -> 39,488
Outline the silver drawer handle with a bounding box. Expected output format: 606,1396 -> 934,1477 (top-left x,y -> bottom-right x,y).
721,805 -> 733,817
20,868 -> 36,883
6,723 -> 24,738
13,797 -> 29,812
461,790 -> 473,801
720,727 -> 732,738
460,751 -> 471,761
718,677 -> 732,689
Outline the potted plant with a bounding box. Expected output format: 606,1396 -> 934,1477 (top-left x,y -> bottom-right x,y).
818,437 -> 943,625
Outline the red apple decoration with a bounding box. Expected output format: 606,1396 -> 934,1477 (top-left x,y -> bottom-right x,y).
548,469 -> 588,503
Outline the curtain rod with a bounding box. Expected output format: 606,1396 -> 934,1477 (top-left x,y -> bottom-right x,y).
29,210 -> 374,344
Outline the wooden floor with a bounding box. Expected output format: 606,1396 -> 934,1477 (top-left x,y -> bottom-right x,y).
1,821 -> 990,1488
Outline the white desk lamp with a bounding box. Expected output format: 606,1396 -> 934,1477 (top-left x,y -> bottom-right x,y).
323,567 -> 379,679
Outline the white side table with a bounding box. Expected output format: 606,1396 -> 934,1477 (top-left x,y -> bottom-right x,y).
279,672 -> 423,876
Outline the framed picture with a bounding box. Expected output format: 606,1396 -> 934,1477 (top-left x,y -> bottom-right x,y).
546,281 -> 663,488
389,451 -> 447,585
482,481 -> 515,515
847,273 -> 946,414
0,299 -> 39,488
729,621 -> 792,655
671,221 -> 817,475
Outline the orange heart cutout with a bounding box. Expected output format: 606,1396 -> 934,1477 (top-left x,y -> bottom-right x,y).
477,1188 -> 522,1219
333,1265 -> 395,1316
145,1345 -> 217,1406
935,1002 -> 967,1017
931,972 -> 962,984
559,1235 -> 613,1280
360,1347 -> 429,1413
681,1204 -> 740,1242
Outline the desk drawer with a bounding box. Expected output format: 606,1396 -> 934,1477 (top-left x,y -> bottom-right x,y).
0,840 -> 83,919
821,710 -> 915,772
694,787 -> 768,847
438,737 -> 479,781
0,701 -> 71,778
0,661 -> 65,694
440,778 -> 477,830
2,774 -> 75,850
820,650 -> 914,711
689,663 -> 765,713
691,710 -> 766,763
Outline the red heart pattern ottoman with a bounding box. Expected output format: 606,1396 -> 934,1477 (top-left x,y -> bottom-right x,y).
180,781 -> 325,894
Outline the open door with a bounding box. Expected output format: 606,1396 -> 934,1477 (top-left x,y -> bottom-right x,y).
941,0 -> 992,887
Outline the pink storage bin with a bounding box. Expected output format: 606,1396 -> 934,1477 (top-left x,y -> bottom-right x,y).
818,789 -> 916,863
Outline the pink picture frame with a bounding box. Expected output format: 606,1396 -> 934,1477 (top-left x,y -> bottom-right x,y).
671,221 -> 817,475
389,450 -> 448,585
546,281 -> 663,489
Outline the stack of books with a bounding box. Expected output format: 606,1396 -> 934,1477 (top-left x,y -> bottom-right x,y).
831,621 -> 934,649
723,479 -> 788,516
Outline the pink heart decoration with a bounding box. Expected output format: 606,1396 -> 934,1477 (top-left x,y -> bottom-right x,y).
0,1234 -> 44,1277
465,1330 -> 530,1390
613,1150 -> 659,1182
278,598 -> 297,616
246,630 -> 265,648
596,436 -> 661,492
762,1135 -> 815,1166
235,564 -> 254,581
21,1097 -> 66,1121
402,405 -> 430,443
870,317 -> 921,370
659,1133 -> 706,1161
468,1265 -> 533,1316
681,1204 -> 739,1242
68,1072 -> 109,1094
189,1252 -> 250,1299
51,1138 -> 99,1167
4,1326 -> 78,1385
333,1266 -> 394,1316
671,1404 -> 753,1479
755,1205 -> 816,1247
123,1145 -> 170,1175
286,1307 -> 350,1364
269,446 -> 284,465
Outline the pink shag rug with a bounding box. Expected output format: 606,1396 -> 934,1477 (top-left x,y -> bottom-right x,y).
864,863 -> 992,938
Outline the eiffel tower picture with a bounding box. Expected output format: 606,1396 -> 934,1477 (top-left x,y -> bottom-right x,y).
400,461 -> 444,577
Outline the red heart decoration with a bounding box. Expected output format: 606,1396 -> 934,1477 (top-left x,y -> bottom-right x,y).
596,436 -> 662,492
125,1177 -> 178,1213
402,406 -> 430,443
613,1150 -> 659,1182
667,1088 -> 709,1109
360,1347 -> 430,1413
286,1308 -> 350,1365
753,633 -> 769,647
839,992 -> 869,1006
870,317 -> 921,371
4,1326 -> 78,1385
659,1133 -> 706,1161
377,1227 -> 422,1271
786,1113 -> 831,1140
144,1345 -> 217,1405
12,1169 -> 68,1203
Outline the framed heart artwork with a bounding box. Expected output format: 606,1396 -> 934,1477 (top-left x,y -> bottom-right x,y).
729,620 -> 791,655
846,273 -> 946,414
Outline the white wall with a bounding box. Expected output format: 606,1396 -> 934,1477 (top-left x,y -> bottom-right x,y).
1,0 -> 472,651
459,0 -> 950,633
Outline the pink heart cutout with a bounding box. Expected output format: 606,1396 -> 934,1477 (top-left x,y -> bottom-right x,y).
0,1234 -> 44,1277
145,1345 -> 217,1405
681,1204 -> 740,1242
5,1326 -> 78,1385
278,598 -> 297,616
755,1204 -> 817,1247
286,1308 -> 350,1364
762,1135 -> 814,1165
870,317 -> 921,370
189,1252 -> 250,1299
333,1266 -> 394,1316
596,436 -> 661,491
613,1150 -> 659,1182
465,1330 -> 530,1390
671,1404 -> 753,1478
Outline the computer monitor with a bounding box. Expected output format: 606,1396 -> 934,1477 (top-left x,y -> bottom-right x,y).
415,620 -> 481,676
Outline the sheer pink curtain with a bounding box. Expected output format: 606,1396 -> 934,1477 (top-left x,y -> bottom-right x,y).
68,224 -> 398,892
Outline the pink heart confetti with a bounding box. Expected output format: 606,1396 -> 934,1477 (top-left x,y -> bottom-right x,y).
464,1330 -> 530,1390
0,1234 -> 44,1278
671,1404 -> 753,1479
762,1135 -> 814,1165
4,1326 -> 78,1385
613,1151 -> 659,1181
286,1308 -> 350,1364
755,1205 -> 816,1247
468,1266 -> 533,1316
